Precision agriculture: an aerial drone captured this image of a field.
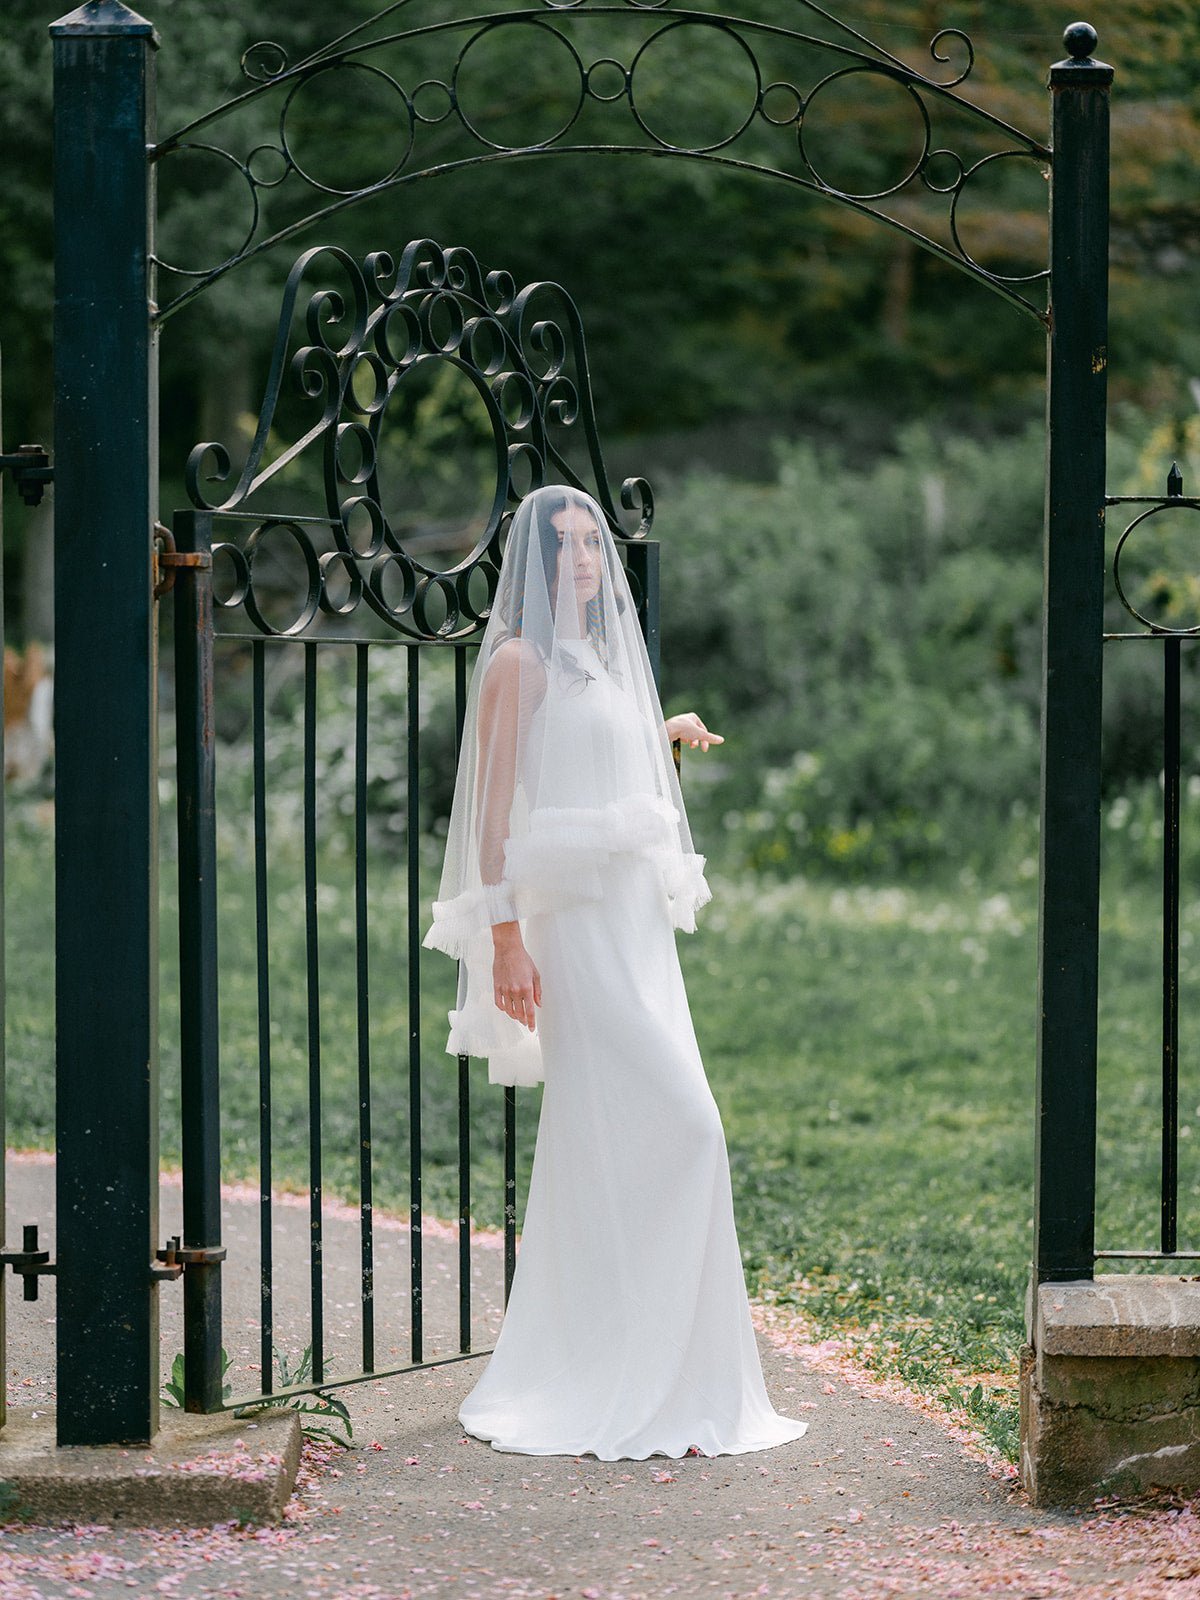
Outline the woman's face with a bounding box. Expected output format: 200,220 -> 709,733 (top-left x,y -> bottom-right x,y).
550,503 -> 603,610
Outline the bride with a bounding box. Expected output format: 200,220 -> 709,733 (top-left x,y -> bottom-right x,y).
423,484 -> 810,1460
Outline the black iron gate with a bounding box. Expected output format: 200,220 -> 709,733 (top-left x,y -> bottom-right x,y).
165,239 -> 662,1411
21,0 -> 1133,1446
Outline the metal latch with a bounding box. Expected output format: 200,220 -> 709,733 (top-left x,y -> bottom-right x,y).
0,1224 -> 56,1301
152,521 -> 212,599
151,1235 -> 228,1282
0,445 -> 52,507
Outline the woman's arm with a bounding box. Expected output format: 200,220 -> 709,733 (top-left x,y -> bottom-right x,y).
475,639 -> 544,1029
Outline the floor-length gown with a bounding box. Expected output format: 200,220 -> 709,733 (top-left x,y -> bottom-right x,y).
457,640 -> 810,1460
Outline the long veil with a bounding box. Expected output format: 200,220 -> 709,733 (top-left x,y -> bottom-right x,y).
422,485 -> 712,1086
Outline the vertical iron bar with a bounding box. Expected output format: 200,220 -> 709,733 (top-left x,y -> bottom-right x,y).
252,639 -> 274,1392
0,350 -> 7,1432
304,641 -> 324,1380
454,645 -> 472,1353
407,645 -> 423,1362
355,643 -> 375,1373
172,511 -> 224,1413
503,1087 -> 516,1304
51,2 -> 161,1445
1032,25 -> 1112,1288
623,539 -> 662,690
1162,636 -> 1181,1254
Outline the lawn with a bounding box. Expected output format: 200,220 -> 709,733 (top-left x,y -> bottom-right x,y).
4,793 -> 1185,1463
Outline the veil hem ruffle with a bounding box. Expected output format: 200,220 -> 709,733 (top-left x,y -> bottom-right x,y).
421,793 -> 704,960
421,793 -> 713,1086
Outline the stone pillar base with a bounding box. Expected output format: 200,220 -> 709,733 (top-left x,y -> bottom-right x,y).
1021,1276 -> 1200,1506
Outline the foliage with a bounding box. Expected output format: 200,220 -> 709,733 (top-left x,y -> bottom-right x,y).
161,1346 -> 235,1409
648,405 -> 1200,878
656,420 -> 1044,876
162,1342 -> 354,1447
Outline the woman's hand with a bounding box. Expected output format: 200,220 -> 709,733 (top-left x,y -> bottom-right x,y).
492,924 -> 542,1031
665,712 -> 724,753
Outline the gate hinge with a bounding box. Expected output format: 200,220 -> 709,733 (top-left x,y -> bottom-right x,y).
0,1224 -> 56,1301
151,1234 -> 227,1282
152,522 -> 212,599
0,445 -> 53,508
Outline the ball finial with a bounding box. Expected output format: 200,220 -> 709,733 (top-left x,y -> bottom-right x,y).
1063,21 -> 1098,60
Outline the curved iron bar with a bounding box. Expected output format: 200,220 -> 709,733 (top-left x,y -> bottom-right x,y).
151,7 -> 1050,324
190,241 -> 653,642
162,4 -> 1008,147
1109,468 -> 1200,637
159,146 -> 1049,327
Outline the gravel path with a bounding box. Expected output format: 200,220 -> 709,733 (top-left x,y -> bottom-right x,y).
2,1151 -> 1190,1599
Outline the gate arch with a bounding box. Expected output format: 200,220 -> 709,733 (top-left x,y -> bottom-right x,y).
41,0 -> 1115,1455
150,2 -> 1051,324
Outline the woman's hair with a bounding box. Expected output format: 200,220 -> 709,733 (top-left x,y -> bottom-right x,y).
497,486 -> 627,685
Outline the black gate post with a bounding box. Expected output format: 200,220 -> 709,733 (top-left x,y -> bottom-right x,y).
50,1 -> 161,1444
171,510 -> 226,1413
1033,23 -> 1112,1287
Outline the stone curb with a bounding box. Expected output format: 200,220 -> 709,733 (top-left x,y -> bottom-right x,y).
0,1406 -> 302,1526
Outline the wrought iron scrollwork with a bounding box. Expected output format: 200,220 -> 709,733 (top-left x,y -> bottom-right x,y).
152,2 -> 1051,324
187,240 -> 651,642
1108,465 -> 1200,637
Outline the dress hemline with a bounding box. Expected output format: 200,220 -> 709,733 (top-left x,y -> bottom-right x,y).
458,1417 -> 810,1462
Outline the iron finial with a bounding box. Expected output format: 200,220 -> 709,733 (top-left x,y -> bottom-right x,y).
1062,22 -> 1098,61
1168,461 -> 1184,498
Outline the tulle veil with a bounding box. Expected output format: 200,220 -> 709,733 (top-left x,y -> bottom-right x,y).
422,484 -> 711,1085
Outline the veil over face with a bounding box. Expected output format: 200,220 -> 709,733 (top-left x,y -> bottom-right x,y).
422,484 -> 712,1085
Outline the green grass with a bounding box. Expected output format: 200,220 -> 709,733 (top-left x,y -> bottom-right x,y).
6,795 -> 1187,1464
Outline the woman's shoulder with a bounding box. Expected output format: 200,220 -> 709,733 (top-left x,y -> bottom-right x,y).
484,636 -> 547,680
480,636 -> 549,708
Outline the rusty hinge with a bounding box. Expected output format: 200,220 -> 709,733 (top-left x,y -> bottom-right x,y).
151,1235 -> 227,1283
152,521 -> 211,599
0,1224 -> 56,1301
0,444 -> 52,508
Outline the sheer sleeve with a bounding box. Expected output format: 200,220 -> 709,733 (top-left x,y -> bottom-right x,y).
477,638 -> 548,916
422,638 -> 549,955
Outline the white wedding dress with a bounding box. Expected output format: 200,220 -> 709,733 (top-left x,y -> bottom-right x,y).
457,640 -> 810,1460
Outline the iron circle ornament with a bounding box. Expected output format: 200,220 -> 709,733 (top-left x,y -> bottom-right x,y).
241,519 -> 324,637
346,351 -> 391,416
245,142 -> 291,188
920,147 -> 966,196
317,549 -> 364,618
759,81 -> 804,130
377,299 -> 424,369
339,494 -> 388,560
419,292 -> 467,356
151,142 -> 260,279
1112,500 -> 1200,636
586,57 -> 629,105
335,421 -> 377,486
210,540 -> 251,611
798,66 -> 932,201
367,547 -> 419,625
411,79 -> 455,126
452,21 -> 587,151
948,149 -> 1051,285
280,61 -> 416,197
412,572 -> 464,638
628,20 -> 761,153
